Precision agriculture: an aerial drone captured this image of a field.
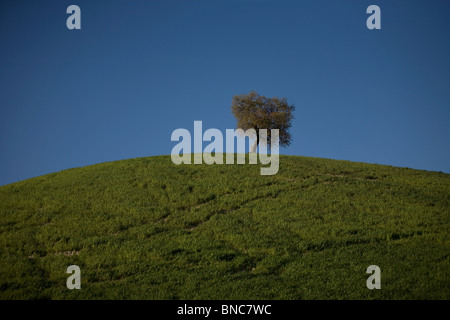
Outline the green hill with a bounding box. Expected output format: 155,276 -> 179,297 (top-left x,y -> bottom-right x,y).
0,155 -> 449,299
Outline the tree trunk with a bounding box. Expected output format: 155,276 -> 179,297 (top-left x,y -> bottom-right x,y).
250,127 -> 259,153
250,140 -> 257,153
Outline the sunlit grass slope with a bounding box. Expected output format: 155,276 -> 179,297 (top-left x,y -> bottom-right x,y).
0,155 -> 449,299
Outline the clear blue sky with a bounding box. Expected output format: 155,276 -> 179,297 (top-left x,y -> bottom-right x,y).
1,0 -> 449,186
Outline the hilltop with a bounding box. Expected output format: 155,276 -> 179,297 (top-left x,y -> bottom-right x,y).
0,155 -> 449,299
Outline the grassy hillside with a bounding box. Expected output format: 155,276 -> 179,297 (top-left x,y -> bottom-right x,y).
0,155 -> 449,299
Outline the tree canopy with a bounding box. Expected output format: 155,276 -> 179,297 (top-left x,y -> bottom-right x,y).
231,91 -> 295,149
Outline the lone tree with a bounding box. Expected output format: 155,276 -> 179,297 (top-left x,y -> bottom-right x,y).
231,91 -> 295,152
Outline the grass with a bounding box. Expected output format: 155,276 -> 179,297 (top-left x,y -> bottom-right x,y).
0,154 -> 449,299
